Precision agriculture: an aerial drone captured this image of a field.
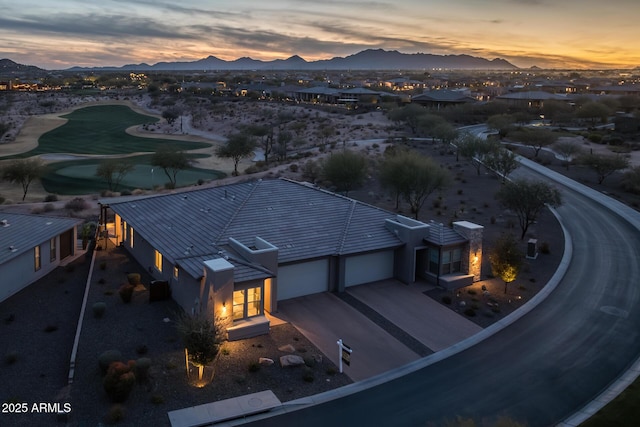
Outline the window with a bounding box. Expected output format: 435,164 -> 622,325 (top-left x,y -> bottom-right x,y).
129,226 -> 134,248
428,249 -> 439,275
154,250 -> 163,272
232,287 -> 262,321
442,248 -> 462,275
173,266 -> 179,279
122,220 -> 127,241
34,245 -> 41,271
50,238 -> 56,262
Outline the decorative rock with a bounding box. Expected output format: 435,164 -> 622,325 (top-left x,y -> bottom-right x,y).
459,301 -> 466,307
279,355 -> 305,367
259,357 -> 274,366
278,344 -> 296,353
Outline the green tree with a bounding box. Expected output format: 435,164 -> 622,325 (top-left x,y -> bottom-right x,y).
402,155 -> 449,220
487,114 -> 516,139
456,133 -> 500,175
175,312 -> 223,382
216,132 -> 255,176
162,107 -> 181,126
484,148 -> 519,183
2,158 -> 45,201
553,140 -> 582,170
511,128 -> 558,157
496,179 -> 562,240
432,122 -> 459,146
321,150 -> 368,196
95,159 -> 134,191
578,153 -> 630,184
388,104 -> 426,134
151,145 -> 190,187
380,148 -> 412,209
489,233 -> 523,294
576,102 -> 612,126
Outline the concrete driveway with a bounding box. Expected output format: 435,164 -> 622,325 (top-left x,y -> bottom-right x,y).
276,292 -> 419,381
276,280 -> 482,381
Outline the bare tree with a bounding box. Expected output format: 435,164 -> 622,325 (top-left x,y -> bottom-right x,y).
2,158 -> 45,201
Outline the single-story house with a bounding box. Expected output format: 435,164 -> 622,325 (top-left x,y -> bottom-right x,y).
411,89 -> 477,109
0,213 -> 82,303
99,179 -> 483,340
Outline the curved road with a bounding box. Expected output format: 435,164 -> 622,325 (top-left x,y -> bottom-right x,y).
241,156 -> 640,426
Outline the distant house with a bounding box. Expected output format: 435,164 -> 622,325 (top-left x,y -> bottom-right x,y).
0,213 -> 82,302
495,90 -> 567,109
411,89 -> 477,109
99,179 -> 483,340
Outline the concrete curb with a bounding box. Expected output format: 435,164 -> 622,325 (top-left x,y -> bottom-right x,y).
67,245 -> 97,385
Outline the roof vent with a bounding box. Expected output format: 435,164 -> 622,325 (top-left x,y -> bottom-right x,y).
9,245 -> 17,252
0,219 -> 9,227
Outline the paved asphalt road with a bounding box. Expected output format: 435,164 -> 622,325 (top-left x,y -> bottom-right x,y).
240,160 -> 640,426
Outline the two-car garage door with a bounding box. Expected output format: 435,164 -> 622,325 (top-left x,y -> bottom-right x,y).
277,250 -> 395,301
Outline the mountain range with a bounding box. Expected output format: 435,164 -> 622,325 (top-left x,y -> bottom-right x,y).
1,50 -> 518,74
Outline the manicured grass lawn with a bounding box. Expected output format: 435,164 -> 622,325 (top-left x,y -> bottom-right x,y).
12,104 -> 210,157
41,156 -> 225,195
580,376 -> 640,427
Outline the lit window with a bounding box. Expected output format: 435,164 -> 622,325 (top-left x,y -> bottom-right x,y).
154,250 -> 162,272
50,238 -> 56,262
122,220 -> 127,241
130,227 -> 134,248
173,266 -> 179,279
34,245 -> 41,271
232,287 -> 263,321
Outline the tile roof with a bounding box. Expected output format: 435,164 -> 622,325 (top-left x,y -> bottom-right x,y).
0,213 -> 82,265
106,179 -> 404,279
424,220 -> 467,246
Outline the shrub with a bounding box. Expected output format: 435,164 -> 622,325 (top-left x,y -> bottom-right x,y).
289,163 -> 299,173
99,262 -> 107,270
302,367 -> 315,383
135,357 -> 152,383
44,194 -> 58,202
92,302 -> 107,318
99,350 -> 122,375
4,351 -> 18,365
119,284 -> 134,303
105,404 -> 125,424
303,356 -> 316,368
44,324 -> 58,333
248,362 -> 260,372
540,241 -> 550,254
64,197 -> 89,212
441,295 -> 452,305
136,344 -> 148,355
464,308 -> 476,317
43,203 -> 55,212
103,361 -> 136,403
467,289 -> 477,295
326,366 -> 338,375
150,394 -> 165,405
126,273 -> 141,285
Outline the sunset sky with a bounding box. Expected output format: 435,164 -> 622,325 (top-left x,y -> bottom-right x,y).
1,0 -> 639,70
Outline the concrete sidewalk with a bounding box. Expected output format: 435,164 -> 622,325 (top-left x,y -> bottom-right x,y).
277,293 -> 419,381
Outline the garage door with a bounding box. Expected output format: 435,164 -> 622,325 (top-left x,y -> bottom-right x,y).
345,251 -> 394,287
277,259 -> 329,300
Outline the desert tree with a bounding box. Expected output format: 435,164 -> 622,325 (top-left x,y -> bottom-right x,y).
511,128 -> 558,157
96,159 -> 134,191
402,156 -> 450,220
496,179 -> 562,240
455,133 -> 500,175
162,107 -> 181,126
621,166 -> 640,195
151,145 -> 190,187
175,311 -> 224,383
487,114 -> 516,139
215,132 -> 255,176
432,122 -> 459,146
321,149 -> 368,196
553,140 -> 583,170
275,130 -> 293,161
246,124 -> 272,164
576,102 -> 612,126
578,153 -> 630,184
484,148 -> 519,183
380,147 -> 412,209
489,233 -> 523,295
2,157 -> 45,201
387,103 -> 426,134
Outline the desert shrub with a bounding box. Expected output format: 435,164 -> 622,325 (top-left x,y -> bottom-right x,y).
464,308 -> 476,317
135,357 -> 151,382
44,324 -> 58,333
540,241 -> 550,254
44,194 -> 58,202
99,350 -> 122,375
105,404 -> 125,424
43,203 -> 55,212
302,367 -> 315,383
326,366 -> 337,375
136,344 -> 148,355
126,273 -> 140,285
4,351 -> 18,365
150,394 -> 165,405
64,197 -> 89,212
244,165 -> 259,174
289,163 -> 299,173
467,289 -> 477,295
120,190 -> 132,196
248,362 -> 260,372
92,302 -> 107,318
303,356 -> 316,368
119,284 -> 134,303
103,361 -> 136,403
441,295 -> 452,305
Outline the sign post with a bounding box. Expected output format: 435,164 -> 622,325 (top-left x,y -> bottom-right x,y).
337,339 -> 352,373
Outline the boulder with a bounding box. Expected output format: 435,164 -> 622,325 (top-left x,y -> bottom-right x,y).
280,355 -> 305,368
259,357 -> 274,366
278,344 -> 296,353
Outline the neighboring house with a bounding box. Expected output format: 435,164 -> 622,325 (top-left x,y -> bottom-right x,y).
411,89 -> 477,109
99,179 -> 483,340
0,213 -> 82,303
495,90 -> 567,109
